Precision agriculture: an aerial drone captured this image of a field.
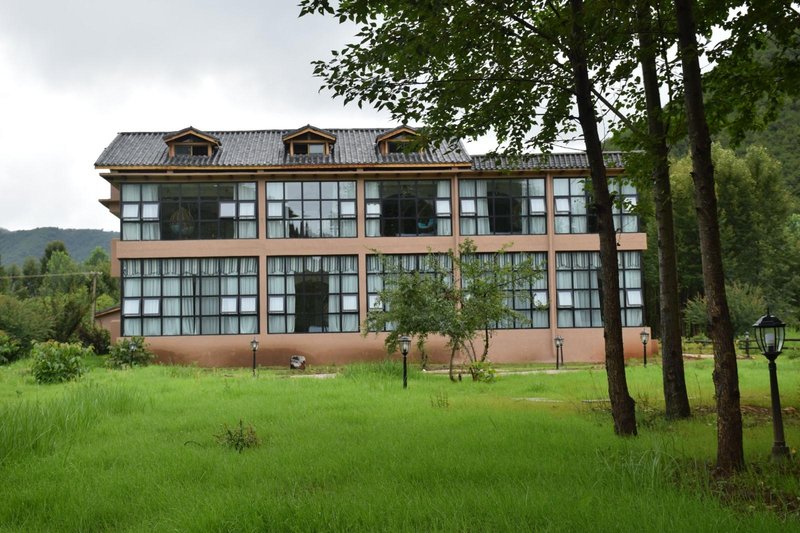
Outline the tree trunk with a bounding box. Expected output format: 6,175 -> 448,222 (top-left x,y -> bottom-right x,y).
636,2 -> 691,420
448,347 -> 457,382
674,0 -> 743,473
570,0 -> 637,436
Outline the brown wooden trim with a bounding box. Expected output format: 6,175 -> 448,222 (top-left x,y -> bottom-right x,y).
375,126 -> 418,143
163,128 -> 221,145
281,126 -> 337,142
97,162 -> 472,172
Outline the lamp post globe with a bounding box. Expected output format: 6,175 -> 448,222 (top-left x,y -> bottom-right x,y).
752,310 -> 790,460
399,335 -> 411,389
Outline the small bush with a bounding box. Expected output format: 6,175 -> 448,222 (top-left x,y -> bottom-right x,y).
75,322 -> 111,355
0,330 -> 23,365
30,341 -> 91,384
468,360 -> 497,383
215,420 -> 260,453
107,337 -> 155,368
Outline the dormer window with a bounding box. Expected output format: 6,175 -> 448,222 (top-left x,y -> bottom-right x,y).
163,127 -> 220,159
282,125 -> 336,156
377,126 -> 421,155
293,142 -> 326,155
175,143 -> 211,157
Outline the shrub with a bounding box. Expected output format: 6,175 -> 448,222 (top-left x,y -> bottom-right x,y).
0,330 -> 23,365
215,420 -> 260,452
683,282 -> 768,336
75,322 -> 111,355
30,341 -> 91,384
0,295 -> 52,351
468,360 -> 497,383
107,337 -> 155,368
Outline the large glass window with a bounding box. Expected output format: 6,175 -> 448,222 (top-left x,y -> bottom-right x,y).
553,177 -> 639,234
267,256 -> 359,333
121,257 -> 259,336
366,254 -> 452,330
120,182 -> 257,241
459,179 -> 546,235
555,251 -> 643,328
465,252 -> 549,329
266,181 -> 356,238
610,179 -> 639,232
553,178 -> 595,234
365,180 -> 452,237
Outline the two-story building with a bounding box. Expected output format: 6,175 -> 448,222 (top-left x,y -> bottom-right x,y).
95,125 -> 650,366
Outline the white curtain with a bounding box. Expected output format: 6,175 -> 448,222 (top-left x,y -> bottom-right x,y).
141,185 -> 161,239
286,275 -> 296,333
476,180 -> 491,234
123,319 -> 142,336
341,271 -> 359,332
436,180 -> 452,235
181,274 -> 198,335
571,197 -> 587,233
124,279 -> 141,297
122,223 -> 140,241
327,275 -> 340,332
236,221 -> 256,238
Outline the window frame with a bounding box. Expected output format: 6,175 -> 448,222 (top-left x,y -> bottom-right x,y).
120,257 -> 260,337
265,180 -> 357,239
120,182 -> 258,241
458,178 -> 547,236
364,179 -> 452,237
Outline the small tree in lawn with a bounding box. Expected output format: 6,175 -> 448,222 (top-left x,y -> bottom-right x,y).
362,252 -> 453,370
364,240 -> 544,381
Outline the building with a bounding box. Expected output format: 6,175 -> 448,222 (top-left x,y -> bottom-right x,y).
95,125 -> 650,366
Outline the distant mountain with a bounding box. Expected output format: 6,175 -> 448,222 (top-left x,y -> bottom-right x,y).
0,227 -> 118,267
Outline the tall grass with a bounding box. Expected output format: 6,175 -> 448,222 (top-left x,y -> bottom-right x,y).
0,357 -> 797,531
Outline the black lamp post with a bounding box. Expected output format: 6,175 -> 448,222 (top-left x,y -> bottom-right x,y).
554,335 -> 564,369
752,310 -> 791,461
640,329 -> 650,367
250,337 -> 259,377
399,335 -> 410,389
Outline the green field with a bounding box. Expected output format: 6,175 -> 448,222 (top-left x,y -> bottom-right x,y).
1,356 -> 798,532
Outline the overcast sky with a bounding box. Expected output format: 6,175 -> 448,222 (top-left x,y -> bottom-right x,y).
0,0 -> 498,232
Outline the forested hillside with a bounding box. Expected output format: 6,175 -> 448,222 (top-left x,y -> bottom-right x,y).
725,99 -> 800,194
0,227 -> 118,267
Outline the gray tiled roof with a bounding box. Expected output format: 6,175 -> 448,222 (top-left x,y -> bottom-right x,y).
95,128 -> 472,168
471,152 -> 625,171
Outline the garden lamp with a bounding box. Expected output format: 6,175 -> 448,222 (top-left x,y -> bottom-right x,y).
640,329 -> 649,367
399,335 -> 410,389
250,337 -> 259,377
752,310 -> 790,460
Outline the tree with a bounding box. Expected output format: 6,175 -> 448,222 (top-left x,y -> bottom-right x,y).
20,258 -> 41,298
40,240 -> 68,273
364,241 -> 544,381
624,0 -> 692,419
674,0 -> 743,474
684,282 -> 767,338
301,0 -> 638,435
362,252 -> 454,369
669,146 -> 799,320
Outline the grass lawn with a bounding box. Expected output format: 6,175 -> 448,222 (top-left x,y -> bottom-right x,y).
1,355 -> 798,532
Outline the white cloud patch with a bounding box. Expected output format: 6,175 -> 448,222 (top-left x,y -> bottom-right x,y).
0,1 -> 495,231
